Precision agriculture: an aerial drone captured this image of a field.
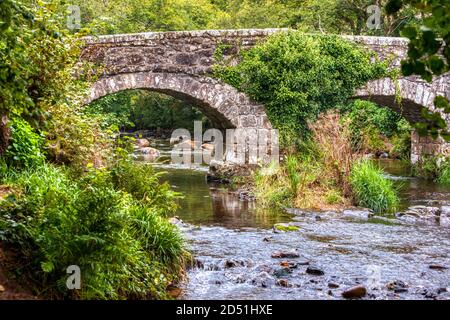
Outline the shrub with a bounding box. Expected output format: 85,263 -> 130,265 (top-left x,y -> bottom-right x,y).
437,159 -> 450,185
4,117 -> 45,168
343,100 -> 412,155
414,156 -> 450,186
110,158 -> 180,215
390,119 -> 412,160
309,112 -> 354,197
0,163 -> 187,299
350,160 -> 399,213
214,31 -> 387,145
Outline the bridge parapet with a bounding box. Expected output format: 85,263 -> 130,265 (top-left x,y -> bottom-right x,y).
81,29 -> 450,163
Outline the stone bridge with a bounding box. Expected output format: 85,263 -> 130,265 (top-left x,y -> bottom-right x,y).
81,29 -> 450,163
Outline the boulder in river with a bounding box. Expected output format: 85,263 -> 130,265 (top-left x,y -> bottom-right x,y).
429,264 -> 448,270
251,272 -> 275,288
140,147 -> 160,161
276,279 -> 292,288
342,285 -> 367,299
224,260 -> 245,269
201,143 -> 215,152
168,216 -> 182,225
174,139 -> 197,149
136,138 -> 151,148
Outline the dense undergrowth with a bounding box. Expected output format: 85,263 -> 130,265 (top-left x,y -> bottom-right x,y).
0,0 -> 189,299
253,112 -> 400,214
0,155 -> 188,299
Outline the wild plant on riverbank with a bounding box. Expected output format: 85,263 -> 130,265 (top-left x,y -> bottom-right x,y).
0,161 -> 188,299
254,112 -> 399,213
350,160 -> 399,213
413,156 -> 450,186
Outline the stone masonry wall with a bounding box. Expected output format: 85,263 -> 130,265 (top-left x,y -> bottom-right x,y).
81,29 -> 450,163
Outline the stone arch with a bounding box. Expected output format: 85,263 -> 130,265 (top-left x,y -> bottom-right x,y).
354,76 -> 450,125
85,72 -> 272,130
354,76 -> 450,163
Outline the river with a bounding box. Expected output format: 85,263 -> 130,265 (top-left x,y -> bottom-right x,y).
143,140 -> 450,300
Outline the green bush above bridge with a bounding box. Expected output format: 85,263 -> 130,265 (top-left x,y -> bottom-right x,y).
214,31 -> 388,146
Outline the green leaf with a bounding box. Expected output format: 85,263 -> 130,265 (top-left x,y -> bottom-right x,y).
401,26 -> 417,39
41,261 -> 54,273
434,96 -> 449,109
428,56 -> 445,74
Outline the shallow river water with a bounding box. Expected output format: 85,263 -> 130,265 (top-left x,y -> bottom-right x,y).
146,141 -> 450,300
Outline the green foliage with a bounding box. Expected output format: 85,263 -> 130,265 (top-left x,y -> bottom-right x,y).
73,0 -> 217,34
285,156 -> 301,195
131,92 -> 210,131
350,160 -> 399,213
85,90 -> 209,132
325,189 -> 344,205
343,99 -> 412,156
437,159 -> 450,186
0,162 -> 187,299
345,100 -> 405,138
0,0 -> 89,123
386,0 -> 450,141
4,117 -> 45,168
214,32 -> 387,145
110,157 -> 180,215
413,155 -> 450,186
390,119 -> 412,160
84,91 -> 135,131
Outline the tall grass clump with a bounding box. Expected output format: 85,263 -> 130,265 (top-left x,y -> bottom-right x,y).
254,112 -> 353,210
350,160 -> 399,213
0,162 -> 188,299
436,158 -> 450,186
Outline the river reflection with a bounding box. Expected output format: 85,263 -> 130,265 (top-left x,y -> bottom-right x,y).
157,168 -> 292,229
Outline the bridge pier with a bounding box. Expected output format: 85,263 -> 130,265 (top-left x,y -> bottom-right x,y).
411,130 -> 450,164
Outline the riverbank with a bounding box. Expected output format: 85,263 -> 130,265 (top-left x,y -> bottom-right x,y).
0,247 -> 38,300
155,166 -> 450,300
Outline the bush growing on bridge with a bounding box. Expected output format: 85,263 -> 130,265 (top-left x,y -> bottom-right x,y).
214,31 -> 388,146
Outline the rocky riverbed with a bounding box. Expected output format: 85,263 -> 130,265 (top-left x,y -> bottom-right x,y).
137,141 -> 450,300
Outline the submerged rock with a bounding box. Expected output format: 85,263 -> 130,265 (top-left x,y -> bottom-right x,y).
342,285 -> 367,299
140,147 -> 160,161
168,216 -> 182,225
306,266 -> 325,276
343,209 -> 373,220
224,260 -> 244,269
271,249 -> 300,259
387,280 -> 408,293
429,264 -> 448,270
328,282 -> 340,289
398,206 -> 441,225
273,268 -> 293,278
276,279 -> 292,288
280,261 -> 299,269
251,272 -> 275,288
440,206 -> 450,227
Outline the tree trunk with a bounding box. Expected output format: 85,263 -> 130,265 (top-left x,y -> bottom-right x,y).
0,113 -> 11,156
